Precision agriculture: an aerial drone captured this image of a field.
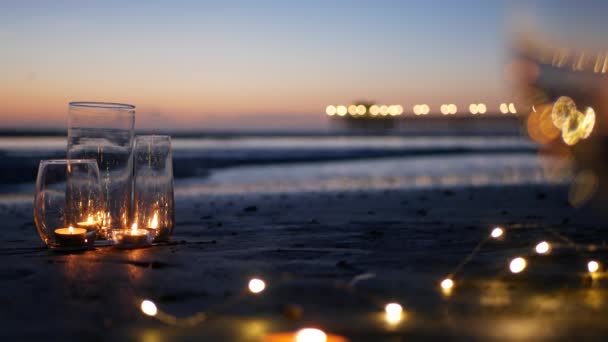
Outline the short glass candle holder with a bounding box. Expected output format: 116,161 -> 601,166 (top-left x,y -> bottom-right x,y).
34,159 -> 104,251
133,135 -> 175,242
110,224 -> 153,249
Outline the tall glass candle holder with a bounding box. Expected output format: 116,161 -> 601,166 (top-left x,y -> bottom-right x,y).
34,159 -> 104,251
133,135 -> 175,242
67,102 -> 135,239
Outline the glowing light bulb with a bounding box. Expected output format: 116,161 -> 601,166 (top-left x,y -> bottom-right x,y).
248,278 -> 266,294
325,105 -> 336,116
448,104 -> 457,114
356,104 -> 366,115
588,260 -> 600,273
441,278 -> 454,290
295,328 -> 327,342
379,105 -> 389,116
490,227 -> 504,239
141,299 -> 158,316
469,103 -> 478,114
509,257 -> 527,274
413,105 -> 421,115
370,105 -> 380,116
499,103 -> 509,114
535,241 -> 550,254
384,303 -> 403,324
348,105 -> 357,116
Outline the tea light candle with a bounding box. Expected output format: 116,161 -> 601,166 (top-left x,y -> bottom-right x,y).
54,226 -> 87,247
264,328 -> 348,342
112,223 -> 151,249
77,215 -> 100,230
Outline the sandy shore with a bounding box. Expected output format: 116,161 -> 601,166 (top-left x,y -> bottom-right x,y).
1,184 -> 607,340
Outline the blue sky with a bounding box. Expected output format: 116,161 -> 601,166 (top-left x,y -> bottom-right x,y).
0,0 -> 510,129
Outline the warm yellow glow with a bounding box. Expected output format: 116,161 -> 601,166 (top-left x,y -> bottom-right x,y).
490,227 -> 504,239
588,260 -> 600,273
440,104 -> 449,115
499,103 -> 509,114
150,213 -> 159,229
384,303 -> 403,324
248,278 -> 266,294
535,241 -> 551,254
295,328 -> 327,342
396,105 -> 404,115
509,257 -> 527,274
469,103 -> 478,114
356,104 -> 366,115
348,105 -> 357,116
421,104 -> 430,115
441,278 -> 454,290
141,299 -> 158,316
379,105 -> 389,116
370,105 -> 379,116
581,107 -> 596,139
447,104 -> 457,114
413,105 -> 421,115
389,105 -> 400,116
508,103 -> 517,114
477,103 -> 487,114
325,105 -> 336,116
87,216 -> 94,224
336,105 -> 347,116
131,222 -> 138,234
68,226 -> 74,234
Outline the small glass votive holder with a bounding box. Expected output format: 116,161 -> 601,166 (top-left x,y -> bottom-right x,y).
133,135 -> 175,242
110,223 -> 154,249
34,159 -> 104,251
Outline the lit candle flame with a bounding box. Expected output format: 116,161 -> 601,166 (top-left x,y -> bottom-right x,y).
131,223 -> 138,235
150,212 -> 158,229
87,216 -> 94,224
68,226 -> 74,234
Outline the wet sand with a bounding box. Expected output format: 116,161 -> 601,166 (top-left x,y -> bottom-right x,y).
1,184 -> 607,340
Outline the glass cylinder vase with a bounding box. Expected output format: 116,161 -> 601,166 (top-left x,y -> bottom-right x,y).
34,159 -> 104,251
133,135 -> 175,242
67,102 -> 135,238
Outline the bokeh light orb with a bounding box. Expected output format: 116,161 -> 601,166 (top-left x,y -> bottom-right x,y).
141,299 -> 158,316
509,257 -> 527,274
490,227 -> 504,239
248,278 -> 266,294
535,241 -> 551,254
384,302 -> 403,323
588,260 -> 600,273
441,278 -> 454,290
295,328 -> 327,342
325,105 -> 336,116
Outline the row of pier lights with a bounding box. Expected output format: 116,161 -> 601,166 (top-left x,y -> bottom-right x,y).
325,103 -> 518,117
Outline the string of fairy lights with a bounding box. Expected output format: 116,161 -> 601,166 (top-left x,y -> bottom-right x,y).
135,224 -> 605,341
325,102 -> 518,118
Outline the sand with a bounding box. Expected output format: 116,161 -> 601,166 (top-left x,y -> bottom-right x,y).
1,184 -> 607,340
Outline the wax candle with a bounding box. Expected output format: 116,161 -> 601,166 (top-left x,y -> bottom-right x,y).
54,226 -> 87,247
77,215 -> 100,230
111,223 -> 151,249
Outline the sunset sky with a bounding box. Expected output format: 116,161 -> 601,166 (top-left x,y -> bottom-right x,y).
0,0 -> 510,130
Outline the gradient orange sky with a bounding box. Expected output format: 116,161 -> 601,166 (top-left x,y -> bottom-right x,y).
0,0 -> 509,130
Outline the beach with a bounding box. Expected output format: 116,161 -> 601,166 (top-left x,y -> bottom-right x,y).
1,135 -> 607,340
